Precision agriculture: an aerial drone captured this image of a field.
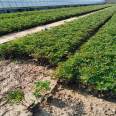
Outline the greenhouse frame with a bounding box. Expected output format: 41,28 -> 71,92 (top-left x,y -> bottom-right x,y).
0,0 -> 106,12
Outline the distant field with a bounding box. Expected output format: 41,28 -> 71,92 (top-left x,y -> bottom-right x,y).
0,4 -> 110,36
0,6 -> 115,64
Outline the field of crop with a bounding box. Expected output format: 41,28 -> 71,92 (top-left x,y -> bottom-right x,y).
0,7 -> 115,66
0,4 -> 116,116
0,4 -> 110,36
57,13 -> 116,95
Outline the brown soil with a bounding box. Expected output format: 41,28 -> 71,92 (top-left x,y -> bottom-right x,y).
0,60 -> 116,116
0,60 -> 56,116
36,84 -> 116,116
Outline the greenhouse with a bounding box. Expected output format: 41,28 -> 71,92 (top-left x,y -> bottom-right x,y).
0,0 -> 105,10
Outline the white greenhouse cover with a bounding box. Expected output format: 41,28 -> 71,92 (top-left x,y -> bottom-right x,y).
0,0 -> 105,9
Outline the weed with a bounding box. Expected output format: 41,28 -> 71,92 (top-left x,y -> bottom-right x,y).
7,89 -> 24,104
34,81 -> 51,97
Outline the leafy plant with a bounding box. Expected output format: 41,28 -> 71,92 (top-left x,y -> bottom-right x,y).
34,81 -> 51,97
7,89 -> 24,104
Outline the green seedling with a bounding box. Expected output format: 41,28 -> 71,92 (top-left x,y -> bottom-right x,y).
34,80 -> 51,97
7,89 -> 24,104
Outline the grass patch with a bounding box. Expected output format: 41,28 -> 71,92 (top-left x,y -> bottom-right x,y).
7,89 -> 24,104
34,81 -> 51,97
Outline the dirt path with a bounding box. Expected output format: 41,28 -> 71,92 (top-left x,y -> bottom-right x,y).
0,8 -> 107,45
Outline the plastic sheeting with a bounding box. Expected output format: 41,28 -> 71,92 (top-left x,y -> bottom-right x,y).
0,0 -> 105,9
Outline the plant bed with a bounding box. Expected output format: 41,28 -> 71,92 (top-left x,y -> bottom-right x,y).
56,13 -> 116,97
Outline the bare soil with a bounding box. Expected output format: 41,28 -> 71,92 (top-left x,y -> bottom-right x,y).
0,60 -> 56,116
36,84 -> 116,116
0,60 -> 116,116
